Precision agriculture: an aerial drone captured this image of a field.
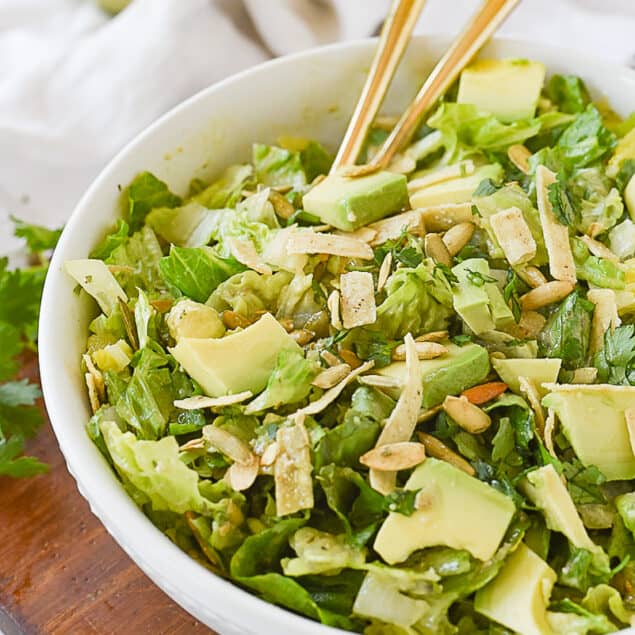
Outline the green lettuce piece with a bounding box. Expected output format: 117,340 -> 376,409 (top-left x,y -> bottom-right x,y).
350,386 -> 395,421
146,201 -> 221,247
375,260 -> 453,340
244,349 -> 318,414
560,547 -> 613,592
275,272 -> 326,331
582,585 -> 635,626
299,141 -> 332,182
572,239 -> 625,289
125,172 -> 181,232
208,269 -> 292,318
90,219 -> 130,260
100,419 -> 209,514
548,600 -> 615,635
538,291 -> 594,370
546,75 -> 591,114
134,289 -> 154,350
609,219 -> 635,260
159,245 -> 244,302
191,164 -> 253,209
252,144 -> 306,189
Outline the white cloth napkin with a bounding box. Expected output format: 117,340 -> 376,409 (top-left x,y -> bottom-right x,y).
2,0 -> 635,257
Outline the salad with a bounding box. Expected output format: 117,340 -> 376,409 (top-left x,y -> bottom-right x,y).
66,58 -> 635,634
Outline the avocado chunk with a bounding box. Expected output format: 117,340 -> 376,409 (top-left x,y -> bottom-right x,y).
410,164 -> 502,209
301,171 -> 409,231
377,342 -> 490,407
492,358 -> 562,395
374,458 -> 515,563
458,59 -> 546,122
167,299 -> 225,340
170,313 -> 301,397
475,543 -> 556,635
542,384 -> 635,481
522,464 -> 598,552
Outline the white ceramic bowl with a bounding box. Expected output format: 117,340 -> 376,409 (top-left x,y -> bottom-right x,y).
40,36 -> 635,635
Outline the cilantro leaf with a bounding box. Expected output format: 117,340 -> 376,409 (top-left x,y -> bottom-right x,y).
0,436 -> 48,477
503,269 -> 525,323
594,324 -> 635,385
472,178 -> 500,197
562,458 -> 607,505
465,269 -> 497,287
11,216 -> 63,254
548,174 -> 579,226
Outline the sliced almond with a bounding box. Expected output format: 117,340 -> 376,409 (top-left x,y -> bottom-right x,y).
287,230 -> 374,260
225,457 -> 259,491
312,363 -> 352,389
517,266 -> 548,289
290,329 -> 315,345
417,432 -> 475,476
368,210 -> 425,246
370,334 -> 423,494
202,426 -> 255,465
587,288 -> 620,355
544,409 -> 557,458
461,382 -> 508,405
327,289 -> 342,330
443,395 -> 492,433
443,222 -> 475,257
337,163 -> 381,178
222,310 -> 253,330
268,190 -> 295,219
393,341 -> 447,361
518,376 -> 545,435
507,144 -> 532,174
520,280 -> 574,311
424,233 -> 452,267
417,404 -> 443,423
179,438 -> 206,452
83,353 -> 105,402
408,161 -> 475,193
85,372 -> 100,414
358,374 -> 403,389
416,331 -> 449,343
340,271 -> 377,329
296,361 -> 374,417
489,207 -> 537,266
377,252 -> 392,293
174,391 -> 253,410
259,441 -> 280,467
535,166 -> 576,283
571,367 -> 599,384
360,442 -> 426,471
339,349 -> 362,369
227,238 -> 272,275
320,350 -> 341,367
418,203 -> 474,232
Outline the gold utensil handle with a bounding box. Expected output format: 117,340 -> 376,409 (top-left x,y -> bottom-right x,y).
330,0 -> 427,172
373,0 -> 520,168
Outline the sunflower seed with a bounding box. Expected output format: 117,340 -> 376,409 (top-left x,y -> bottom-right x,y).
424,233 -> 452,267
417,432 -> 475,476
360,442 -> 426,471
393,341 -> 447,361
520,280 -> 574,311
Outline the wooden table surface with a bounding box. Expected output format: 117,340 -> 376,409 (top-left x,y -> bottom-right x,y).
0,356 -> 215,635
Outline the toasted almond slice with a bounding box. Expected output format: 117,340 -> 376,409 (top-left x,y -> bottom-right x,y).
535,166 -> 576,283
312,363 -> 352,389
83,353 -> 105,402
417,432 -> 475,476
407,161 -> 475,193
259,441 -> 280,467
507,144 -> 532,174
588,288 -> 620,355
287,230 -> 374,260
418,404 -> 443,423
360,442 -> 426,471
327,289 -> 342,330
290,329 -> 315,345
320,350 -> 341,367
225,457 -> 259,491
179,438 -> 206,452
359,374 -> 403,389
625,408 -> 635,456
203,426 -> 255,465
587,222 -> 604,239
227,238 -> 272,275
370,334 -> 423,494
340,271 -> 377,329
571,367 -> 599,384
337,163 -> 381,178
544,409 -> 557,458
579,235 -> 619,262
518,376 -> 545,435
334,226 -> 378,243
85,372 -> 100,414
368,210 -> 425,246
268,190 -> 295,219
393,341 -> 447,361
418,203 -> 474,231
424,233 -> 452,267
443,395 -> 492,433
490,206 -> 537,266
517,266 -> 548,289
339,349 -> 362,369
222,310 -> 253,330
174,391 -> 253,410
461,382 -> 508,405
275,415 -> 314,516
442,222 -> 475,257
520,280 -> 574,311
416,330 -> 449,343
296,361 -> 374,416
377,252 -> 392,293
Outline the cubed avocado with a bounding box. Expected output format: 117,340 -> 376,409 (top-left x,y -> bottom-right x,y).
492,358 -> 562,395
301,171 -> 409,231
410,164 -> 503,209
167,299 -> 225,340
377,342 -> 490,408
542,384 -> 635,481
169,313 -> 301,397
452,259 -> 495,335
474,543 -> 556,635
458,59 -> 546,122
522,464 -> 597,552
374,458 -> 516,564
485,283 -> 515,329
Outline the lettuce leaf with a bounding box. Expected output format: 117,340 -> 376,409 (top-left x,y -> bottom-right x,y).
252,144 -> 306,189
546,75 -> 591,115
90,219 -> 129,260
191,164 -> 253,209
125,172 -> 181,232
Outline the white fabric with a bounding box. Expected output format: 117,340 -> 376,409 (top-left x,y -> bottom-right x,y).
1,0 -> 635,257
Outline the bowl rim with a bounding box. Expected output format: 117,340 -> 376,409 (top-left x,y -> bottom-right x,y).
39,34 -> 635,634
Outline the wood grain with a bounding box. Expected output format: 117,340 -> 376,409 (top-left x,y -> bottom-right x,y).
0,356 -> 215,635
